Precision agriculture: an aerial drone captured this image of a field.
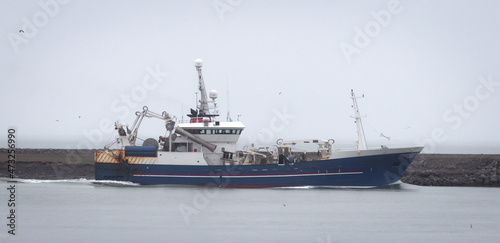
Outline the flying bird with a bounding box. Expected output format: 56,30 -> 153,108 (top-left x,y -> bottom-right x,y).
380,133 -> 391,141
19,30 -> 24,33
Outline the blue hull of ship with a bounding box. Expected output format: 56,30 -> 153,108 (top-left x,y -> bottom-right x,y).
95,151 -> 420,188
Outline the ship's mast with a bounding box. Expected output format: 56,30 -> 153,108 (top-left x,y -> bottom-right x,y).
350,89 -> 368,150
195,59 -> 209,113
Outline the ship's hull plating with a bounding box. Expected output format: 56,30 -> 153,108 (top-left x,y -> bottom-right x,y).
95,150 -> 420,188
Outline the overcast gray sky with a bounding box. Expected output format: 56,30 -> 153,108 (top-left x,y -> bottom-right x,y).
2,0 -> 499,153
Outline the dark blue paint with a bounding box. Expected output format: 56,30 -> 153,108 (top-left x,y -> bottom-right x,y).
95,152 -> 419,187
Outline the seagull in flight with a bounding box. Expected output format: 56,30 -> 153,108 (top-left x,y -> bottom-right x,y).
380,133 -> 391,141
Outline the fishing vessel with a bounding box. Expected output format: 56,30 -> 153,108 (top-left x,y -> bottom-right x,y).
95,59 -> 423,188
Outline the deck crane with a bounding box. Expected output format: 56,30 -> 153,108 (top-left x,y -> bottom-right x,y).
105,106 -> 174,150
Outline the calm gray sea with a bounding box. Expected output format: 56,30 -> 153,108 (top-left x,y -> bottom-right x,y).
1,179 -> 499,243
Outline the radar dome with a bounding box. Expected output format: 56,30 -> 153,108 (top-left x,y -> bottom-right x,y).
209,90 -> 218,99
194,59 -> 203,68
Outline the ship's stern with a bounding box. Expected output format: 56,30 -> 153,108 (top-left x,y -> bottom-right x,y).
94,150 -> 130,181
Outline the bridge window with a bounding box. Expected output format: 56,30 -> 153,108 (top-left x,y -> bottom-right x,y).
184,128 -> 243,135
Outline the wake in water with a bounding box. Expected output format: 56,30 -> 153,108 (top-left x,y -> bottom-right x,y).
0,178 -> 405,189
276,181 -> 403,190
0,177 -> 140,187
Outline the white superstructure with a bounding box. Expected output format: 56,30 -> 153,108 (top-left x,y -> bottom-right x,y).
104,59 -> 246,166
